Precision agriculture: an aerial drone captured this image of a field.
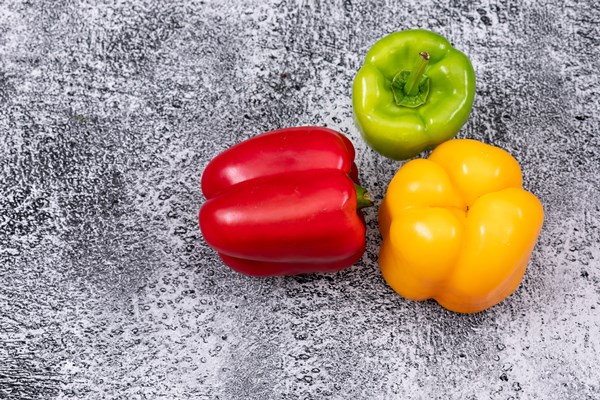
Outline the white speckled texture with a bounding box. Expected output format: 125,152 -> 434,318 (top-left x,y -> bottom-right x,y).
1,0 -> 599,399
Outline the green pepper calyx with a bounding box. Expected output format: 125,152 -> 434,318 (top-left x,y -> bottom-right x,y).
391,51 -> 430,108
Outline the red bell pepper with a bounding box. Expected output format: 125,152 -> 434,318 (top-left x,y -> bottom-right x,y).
199,126 -> 372,276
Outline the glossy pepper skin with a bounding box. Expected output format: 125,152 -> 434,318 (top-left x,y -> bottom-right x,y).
199,127 -> 372,277
379,139 -> 544,313
353,29 -> 476,160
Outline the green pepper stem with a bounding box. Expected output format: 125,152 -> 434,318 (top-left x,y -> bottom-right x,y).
354,183 -> 374,210
404,52 -> 430,96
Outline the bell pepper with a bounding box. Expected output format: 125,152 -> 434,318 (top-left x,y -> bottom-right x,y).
199,126 -> 373,277
378,139 -> 544,313
353,29 -> 476,160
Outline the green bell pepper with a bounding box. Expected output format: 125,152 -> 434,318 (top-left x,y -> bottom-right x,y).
352,29 -> 476,160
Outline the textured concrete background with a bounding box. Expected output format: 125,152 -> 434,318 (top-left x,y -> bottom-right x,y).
1,0 -> 599,399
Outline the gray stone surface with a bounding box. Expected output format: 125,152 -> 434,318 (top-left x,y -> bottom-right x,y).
1,0 -> 599,399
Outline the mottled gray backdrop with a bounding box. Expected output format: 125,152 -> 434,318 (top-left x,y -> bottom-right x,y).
1,0 -> 599,399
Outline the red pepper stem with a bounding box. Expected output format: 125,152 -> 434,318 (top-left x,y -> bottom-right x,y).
404,52 -> 430,96
354,183 -> 374,210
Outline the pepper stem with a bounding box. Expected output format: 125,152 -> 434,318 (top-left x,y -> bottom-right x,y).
354,183 -> 374,210
404,52 -> 430,96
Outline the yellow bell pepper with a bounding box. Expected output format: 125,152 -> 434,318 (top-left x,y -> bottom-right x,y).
379,139 -> 544,313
